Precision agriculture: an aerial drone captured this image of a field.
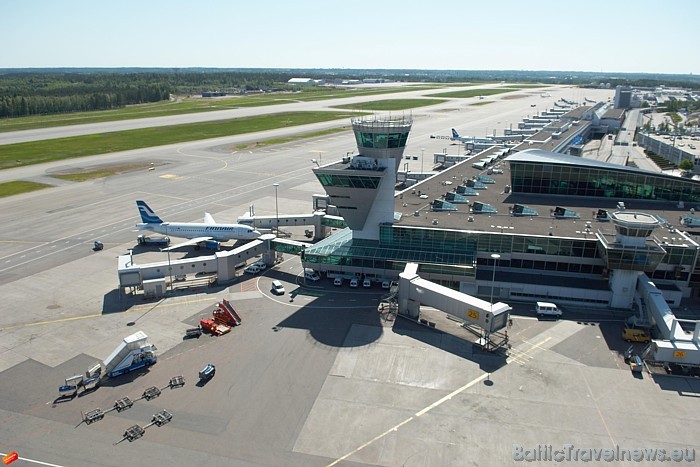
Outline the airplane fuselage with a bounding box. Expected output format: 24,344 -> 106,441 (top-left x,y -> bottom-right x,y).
136,222 -> 260,241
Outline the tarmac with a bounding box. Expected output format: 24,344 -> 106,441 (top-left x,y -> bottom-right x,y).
1,85 -> 699,465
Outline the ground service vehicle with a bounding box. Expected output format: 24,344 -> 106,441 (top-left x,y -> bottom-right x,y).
199,364 -> 216,382
103,331 -> 157,378
137,234 -> 170,247
304,269 -> 320,282
93,240 -> 104,251
350,278 -> 359,288
623,328 -> 651,343
363,278 -> 372,288
536,302 -> 562,319
271,280 -> 285,295
334,277 -> 343,286
244,264 -> 261,274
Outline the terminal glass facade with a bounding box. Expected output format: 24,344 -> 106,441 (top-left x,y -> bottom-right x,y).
510,161 -> 700,202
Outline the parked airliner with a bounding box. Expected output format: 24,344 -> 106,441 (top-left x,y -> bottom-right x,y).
451,129 -> 495,144
135,200 -> 261,251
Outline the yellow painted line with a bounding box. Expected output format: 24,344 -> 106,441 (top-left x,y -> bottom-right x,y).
328,372 -> 488,467
0,296 -> 215,332
327,336 -> 553,466
327,417 -> 415,467
415,372 -> 489,417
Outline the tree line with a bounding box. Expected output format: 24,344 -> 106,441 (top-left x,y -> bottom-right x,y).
0,71 -> 302,118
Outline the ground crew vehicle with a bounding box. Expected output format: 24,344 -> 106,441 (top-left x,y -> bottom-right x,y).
271,280 -> 285,295
93,240 -> 104,251
623,328 -> 651,343
199,364 -> 216,382
535,302 -> 562,319
137,234 -> 170,247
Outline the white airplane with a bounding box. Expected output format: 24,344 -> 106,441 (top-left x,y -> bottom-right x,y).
135,200 -> 261,251
451,129 -> 495,144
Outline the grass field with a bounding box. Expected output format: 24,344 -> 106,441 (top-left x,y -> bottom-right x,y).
425,88 -> 522,99
0,111 -> 362,170
49,162 -> 159,182
0,86 -> 432,133
228,127 -> 349,150
331,98 -> 446,111
0,181 -> 52,198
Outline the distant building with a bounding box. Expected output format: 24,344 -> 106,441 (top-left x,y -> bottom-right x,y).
287,78 -> 324,85
614,86 -> 633,109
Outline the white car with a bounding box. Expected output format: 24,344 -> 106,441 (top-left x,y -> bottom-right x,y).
363,278 -> 372,288
349,278 -> 359,288
252,261 -> 267,270
271,280 -> 285,295
381,280 -> 391,289
333,277 -> 343,286
304,269 -> 321,282
244,264 -> 261,274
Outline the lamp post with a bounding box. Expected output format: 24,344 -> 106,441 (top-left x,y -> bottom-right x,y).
490,253 -> 501,311
165,223 -> 172,291
273,183 -> 279,234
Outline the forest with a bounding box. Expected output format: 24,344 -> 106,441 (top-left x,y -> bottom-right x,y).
1,68 -> 699,119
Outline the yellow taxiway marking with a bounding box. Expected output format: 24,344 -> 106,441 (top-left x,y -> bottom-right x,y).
0,296 -> 214,332
328,372 -> 489,466
327,337 -> 552,466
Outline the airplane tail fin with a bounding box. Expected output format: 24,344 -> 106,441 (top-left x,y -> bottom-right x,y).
204,212 -> 216,225
136,200 -> 163,224
451,128 -> 459,138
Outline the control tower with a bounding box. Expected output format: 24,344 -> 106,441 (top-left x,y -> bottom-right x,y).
312,115 -> 413,240
596,211 -> 667,308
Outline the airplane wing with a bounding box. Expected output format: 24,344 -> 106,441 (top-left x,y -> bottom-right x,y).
161,236 -> 213,251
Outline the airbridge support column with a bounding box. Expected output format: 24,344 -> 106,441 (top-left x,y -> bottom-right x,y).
398,263 -> 421,319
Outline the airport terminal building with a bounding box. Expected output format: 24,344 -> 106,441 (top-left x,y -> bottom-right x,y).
303,116 -> 700,310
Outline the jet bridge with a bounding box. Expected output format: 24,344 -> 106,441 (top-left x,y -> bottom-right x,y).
118,235 -> 311,290
398,263 -> 511,349
636,276 -> 700,366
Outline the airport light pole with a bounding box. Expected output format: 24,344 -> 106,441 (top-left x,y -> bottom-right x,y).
421,147 -> 425,174
490,253 -> 500,312
273,183 -> 279,235
165,223 -> 172,291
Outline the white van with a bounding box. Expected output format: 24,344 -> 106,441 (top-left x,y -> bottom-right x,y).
271,280 -> 285,295
304,268 -> 320,282
536,302 -> 562,319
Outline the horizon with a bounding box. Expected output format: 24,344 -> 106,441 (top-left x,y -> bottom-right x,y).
1,0 -> 698,75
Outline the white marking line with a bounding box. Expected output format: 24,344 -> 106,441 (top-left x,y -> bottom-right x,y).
327,372 -> 489,467
0,452 -> 63,467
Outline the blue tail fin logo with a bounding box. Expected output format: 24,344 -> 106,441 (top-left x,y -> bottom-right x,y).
451,128 -> 459,138
136,200 -> 163,224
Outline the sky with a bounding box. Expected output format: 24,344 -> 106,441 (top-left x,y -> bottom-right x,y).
1,0 -> 698,74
